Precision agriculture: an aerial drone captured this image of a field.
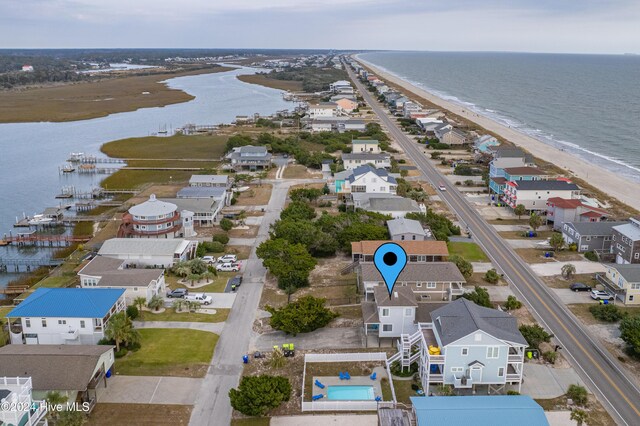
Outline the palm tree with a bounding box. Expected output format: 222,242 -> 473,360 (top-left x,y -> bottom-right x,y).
104,312 -> 140,352
187,273 -> 201,287
201,271 -> 216,283
147,295 -> 164,312
549,233 -> 565,252
562,263 -> 576,279
189,258 -> 208,275
172,261 -> 191,278
529,213 -> 544,233
514,204 -> 526,220
133,296 -> 147,312
188,301 -> 202,312
45,391 -> 68,421
570,409 -> 588,426
173,298 -> 185,312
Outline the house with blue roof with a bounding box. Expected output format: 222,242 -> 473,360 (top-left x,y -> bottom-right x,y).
7,288 -> 126,345
410,395 -> 549,426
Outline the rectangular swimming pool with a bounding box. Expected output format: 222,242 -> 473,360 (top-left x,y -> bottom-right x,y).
327,385 -> 375,400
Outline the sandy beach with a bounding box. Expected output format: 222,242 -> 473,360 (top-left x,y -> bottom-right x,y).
355,56 -> 640,213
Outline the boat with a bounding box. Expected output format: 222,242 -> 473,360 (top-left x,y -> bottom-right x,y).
28,214 -> 54,226
61,164 -> 76,173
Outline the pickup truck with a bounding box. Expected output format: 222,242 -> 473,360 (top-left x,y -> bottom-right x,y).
184,293 -> 213,305
590,290 -> 614,301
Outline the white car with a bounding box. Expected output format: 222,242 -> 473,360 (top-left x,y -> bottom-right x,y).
218,254 -> 238,264
438,183 -> 447,191
216,262 -> 241,272
590,290 -> 614,301
201,256 -> 216,264
183,293 -> 212,305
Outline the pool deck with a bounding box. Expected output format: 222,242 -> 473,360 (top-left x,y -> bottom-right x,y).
312,367 -> 387,400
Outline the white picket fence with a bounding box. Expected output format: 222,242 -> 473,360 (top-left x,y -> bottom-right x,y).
305,352 -> 388,363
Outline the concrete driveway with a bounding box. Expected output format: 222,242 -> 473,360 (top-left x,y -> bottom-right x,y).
521,364 -> 585,399
550,288 -> 599,305
97,376 -> 202,404
506,239 -> 549,249
471,262 -> 494,273
530,261 -> 606,277
202,293 -> 236,308
485,285 -> 515,302
251,326 -> 364,351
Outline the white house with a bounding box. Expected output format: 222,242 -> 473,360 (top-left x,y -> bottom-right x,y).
189,174 -> 229,188
343,164 -> 397,194
0,377 -> 47,426
119,194 -> 194,239
78,256 -> 166,304
502,179 -> 581,211
98,238 -> 198,268
341,153 -> 391,170
387,218 -> 430,241
7,288 -> 126,345
362,285 -> 418,339
351,139 -> 381,154
160,197 -> 222,227
309,103 -> 337,118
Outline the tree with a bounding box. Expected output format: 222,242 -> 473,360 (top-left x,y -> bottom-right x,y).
518,324 -> 552,349
589,304 -> 624,322
187,274 -> 201,287
172,261 -> 192,278
549,233 -> 565,252
450,255 -> 473,279
620,315 -> 640,357
126,305 -> 139,320
460,286 -> 491,308
189,258 -> 208,275
229,375 -> 292,416
265,296 -> 338,335
289,188 -> 323,203
147,295 -> 164,312
570,409 -> 589,426
133,296 -> 147,312
529,213 -> 543,233
173,298 -> 186,312
212,233 -> 230,244
104,312 -> 140,352
45,391 -> 68,421
484,269 -> 500,284
322,183 -> 330,195
220,218 -> 234,231
561,263 -> 576,279
257,238 -> 317,291
280,200 -> 316,221
504,295 -> 523,311
57,410 -> 86,426
566,384 -> 588,406
514,204 -> 526,220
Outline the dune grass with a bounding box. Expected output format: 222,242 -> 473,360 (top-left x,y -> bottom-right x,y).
101,134 -> 228,159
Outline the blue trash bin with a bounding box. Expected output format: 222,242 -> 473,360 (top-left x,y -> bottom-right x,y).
242,355 -> 249,364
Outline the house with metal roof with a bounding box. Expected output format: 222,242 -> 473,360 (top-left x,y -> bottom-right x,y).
387,218 -> 430,241
6,288 -> 126,345
160,197 -> 222,227
97,237 -> 198,268
389,298 -> 528,394
0,345 -> 115,412
188,174 -> 229,188
410,395 -> 549,426
78,255 -> 166,304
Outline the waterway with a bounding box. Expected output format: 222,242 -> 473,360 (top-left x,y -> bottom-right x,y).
0,66 -> 294,290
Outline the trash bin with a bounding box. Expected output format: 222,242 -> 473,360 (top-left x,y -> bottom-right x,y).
242,355 -> 249,364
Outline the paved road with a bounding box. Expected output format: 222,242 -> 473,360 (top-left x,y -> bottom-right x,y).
349,65 -> 640,425
189,179 -> 298,426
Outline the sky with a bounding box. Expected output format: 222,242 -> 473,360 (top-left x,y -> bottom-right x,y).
2,0 -> 640,53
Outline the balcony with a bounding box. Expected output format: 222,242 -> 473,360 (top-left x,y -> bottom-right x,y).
453,375 -> 473,388
428,374 -> 444,383
508,354 -> 523,363
506,374 -> 521,382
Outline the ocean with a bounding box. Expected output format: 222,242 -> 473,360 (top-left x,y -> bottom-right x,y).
360,51 -> 640,182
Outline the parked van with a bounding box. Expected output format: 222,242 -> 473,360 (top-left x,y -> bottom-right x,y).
184,293 -> 212,305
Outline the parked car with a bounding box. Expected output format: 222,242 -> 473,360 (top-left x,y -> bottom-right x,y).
438,183 -> 446,191
590,290 -> 614,301
570,282 -> 592,292
167,288 -> 188,298
217,262 -> 241,272
202,256 -> 216,264
229,275 -> 243,288
184,293 -> 212,305
218,254 -> 238,264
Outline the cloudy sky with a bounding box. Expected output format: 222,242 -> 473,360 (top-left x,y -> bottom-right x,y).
2,0 -> 639,53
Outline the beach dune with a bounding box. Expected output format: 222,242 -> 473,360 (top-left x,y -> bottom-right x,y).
356,56 -> 640,212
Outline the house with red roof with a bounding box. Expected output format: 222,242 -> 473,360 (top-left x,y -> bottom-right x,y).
547,197 -> 612,231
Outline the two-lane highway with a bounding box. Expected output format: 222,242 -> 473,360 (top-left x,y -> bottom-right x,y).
348,63 -> 640,425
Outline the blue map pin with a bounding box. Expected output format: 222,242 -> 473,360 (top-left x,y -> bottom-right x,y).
373,242 -> 408,296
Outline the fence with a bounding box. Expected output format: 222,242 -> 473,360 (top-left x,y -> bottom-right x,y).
302,352 -> 397,412
325,296 -> 361,306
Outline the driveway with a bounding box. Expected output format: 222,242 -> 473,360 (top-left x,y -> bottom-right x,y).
251,326 -> 364,351
98,376 -> 203,404
202,292 -> 236,308
484,286 -> 515,302
550,288 -> 599,305
506,239 -> 549,249
521,364 -> 586,399
471,262 -> 494,273
530,261 -> 606,277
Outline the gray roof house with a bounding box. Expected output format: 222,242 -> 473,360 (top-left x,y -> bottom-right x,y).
387,218 -> 430,241
97,238 -> 198,268
341,152 -> 391,170
362,285 -> 419,339
351,193 -> 426,218
562,221 -> 628,253
389,298 -> 528,394
596,263 -> 640,305
225,145 -> 272,171
611,218 -> 640,264
189,174 -> 229,188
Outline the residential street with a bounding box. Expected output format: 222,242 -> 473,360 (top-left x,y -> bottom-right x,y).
349,64 -> 640,426
189,179 -> 308,426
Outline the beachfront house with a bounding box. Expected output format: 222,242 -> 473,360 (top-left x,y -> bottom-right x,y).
562,221 -> 628,253
610,218 -> 640,264
501,179 -> 580,212
595,264 -> 640,305
358,262 -> 465,302
0,345 -> 115,413
351,240 -> 449,264
387,218 -> 430,241
225,145 -> 272,171
78,255 -> 166,304
7,288 -> 126,345
474,135 -> 500,153
98,238 -> 198,268
437,128 -> 468,146
390,298 -> 527,394
0,377 -> 47,426
342,153 -> 391,170
403,101 -> 422,118
351,193 -> 426,218
547,197 -> 612,231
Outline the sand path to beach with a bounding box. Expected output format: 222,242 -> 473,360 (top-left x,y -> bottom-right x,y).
357,56 -> 640,212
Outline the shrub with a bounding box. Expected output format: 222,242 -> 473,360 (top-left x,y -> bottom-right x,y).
519,324 -> 553,349
229,375 -> 292,416
115,347 -> 128,358
126,305 -> 139,320
504,295 -> 523,311
589,304 -> 624,322
619,315 -> 640,357
450,255 -> 473,279
460,286 -> 491,308
483,269 -> 500,284
212,233 -> 230,244
220,218 -> 233,231
584,251 -> 598,262
265,296 -> 338,336
208,241 -> 226,253
390,361 -> 418,377
543,351 -> 558,364
507,390 -> 521,395
566,384 -> 588,406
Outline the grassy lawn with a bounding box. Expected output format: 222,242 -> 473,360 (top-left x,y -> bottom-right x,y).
237,74 -> 303,92
231,419 -> 270,426
87,403 -> 192,426
115,328 -> 218,378
447,242 -> 489,262
0,67 -> 233,123
102,134 -> 229,159
139,307 -> 229,323
498,230 -> 555,240
101,169 -> 193,190
235,185 -> 273,206
394,380 -> 417,405
0,307 -> 11,319
167,272 -> 234,293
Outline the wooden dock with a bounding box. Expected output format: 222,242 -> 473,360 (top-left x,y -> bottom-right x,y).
0,257 -> 64,273
0,233 -> 92,247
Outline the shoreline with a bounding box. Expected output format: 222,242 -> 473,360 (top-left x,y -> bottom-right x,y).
355,55 -> 640,213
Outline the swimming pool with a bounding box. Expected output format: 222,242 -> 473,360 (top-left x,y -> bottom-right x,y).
327,385 -> 375,400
